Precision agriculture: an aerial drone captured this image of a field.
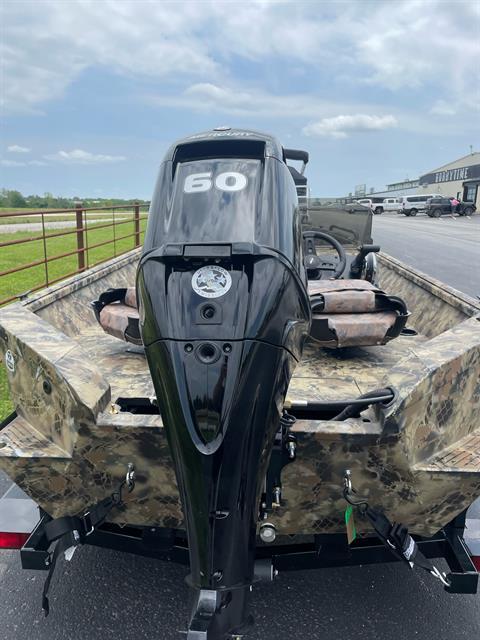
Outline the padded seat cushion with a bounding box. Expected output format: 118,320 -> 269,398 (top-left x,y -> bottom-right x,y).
308,279 -> 408,348
308,279 -> 379,314
93,280 -> 408,350
124,287 -> 137,308
99,303 -> 140,343
310,311 -> 398,348
92,287 -> 142,345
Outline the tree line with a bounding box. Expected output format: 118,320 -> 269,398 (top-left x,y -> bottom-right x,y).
0,189 -> 149,209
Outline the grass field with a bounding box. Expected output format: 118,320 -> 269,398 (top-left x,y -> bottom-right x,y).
0,367 -> 13,419
0,214 -> 147,420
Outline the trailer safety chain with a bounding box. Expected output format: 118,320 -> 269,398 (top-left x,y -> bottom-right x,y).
343,470 -> 450,588
41,464 -> 136,616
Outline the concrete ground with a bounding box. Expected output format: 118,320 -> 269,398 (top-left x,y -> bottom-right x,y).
0,212 -> 479,640
0,215 -> 131,234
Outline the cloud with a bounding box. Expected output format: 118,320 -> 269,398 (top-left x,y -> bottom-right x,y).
149,82 -> 343,118
353,2 -> 480,99
1,1 -> 217,114
1,159 -> 27,167
430,100 -> 457,116
1,159 -> 49,167
146,83 -> 468,139
7,144 -> 31,153
302,114 -> 398,138
44,149 -> 126,164
1,0 -> 478,116
148,83 -> 391,122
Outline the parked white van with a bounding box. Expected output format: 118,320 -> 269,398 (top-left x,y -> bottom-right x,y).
398,194 -> 437,216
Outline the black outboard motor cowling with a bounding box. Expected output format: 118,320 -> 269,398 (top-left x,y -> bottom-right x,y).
137,129 -> 311,638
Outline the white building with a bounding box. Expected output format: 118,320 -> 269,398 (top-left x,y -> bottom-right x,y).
418,152 -> 480,206
354,152 -> 480,206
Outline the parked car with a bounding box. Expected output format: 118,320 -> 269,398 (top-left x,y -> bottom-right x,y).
457,201 -> 477,216
425,197 -> 453,217
356,197 -> 384,214
425,197 -> 477,217
381,197 -> 400,213
398,194 -> 437,216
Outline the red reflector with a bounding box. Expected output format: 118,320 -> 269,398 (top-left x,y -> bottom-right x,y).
0,532 -> 30,549
471,556 -> 480,572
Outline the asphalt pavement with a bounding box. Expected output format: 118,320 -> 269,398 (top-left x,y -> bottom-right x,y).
373,211 -> 480,299
1,211 -> 479,640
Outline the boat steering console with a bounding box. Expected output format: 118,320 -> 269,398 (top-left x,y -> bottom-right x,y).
303,230 -> 347,279
303,230 -> 381,284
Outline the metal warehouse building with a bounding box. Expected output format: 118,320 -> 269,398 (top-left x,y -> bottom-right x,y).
418,152 -> 480,206
364,152 -> 480,207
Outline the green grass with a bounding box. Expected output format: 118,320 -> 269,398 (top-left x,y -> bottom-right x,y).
0,216 -> 147,419
0,216 -> 146,303
0,367 -> 13,419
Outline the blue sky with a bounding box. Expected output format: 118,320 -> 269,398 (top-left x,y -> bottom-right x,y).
1,0 -> 479,199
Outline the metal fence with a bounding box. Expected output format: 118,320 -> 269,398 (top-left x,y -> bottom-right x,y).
0,202 -> 149,306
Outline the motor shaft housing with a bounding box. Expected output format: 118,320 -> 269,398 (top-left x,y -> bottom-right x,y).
137,129 -> 311,638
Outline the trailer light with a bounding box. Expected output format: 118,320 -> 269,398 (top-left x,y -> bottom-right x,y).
471,556 -> 480,572
0,532 -> 29,549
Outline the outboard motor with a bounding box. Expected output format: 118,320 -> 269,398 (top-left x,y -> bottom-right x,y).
137,129 -> 311,638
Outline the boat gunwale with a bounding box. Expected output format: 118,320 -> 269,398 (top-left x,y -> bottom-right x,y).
8,247 -> 478,321
18,247 -> 142,314
377,252 -> 480,317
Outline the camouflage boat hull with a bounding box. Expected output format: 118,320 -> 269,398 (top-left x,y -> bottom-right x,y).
0,248 -> 480,538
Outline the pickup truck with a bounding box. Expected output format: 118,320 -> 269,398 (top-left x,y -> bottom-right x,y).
356,197 -> 399,214
381,197 -> 400,213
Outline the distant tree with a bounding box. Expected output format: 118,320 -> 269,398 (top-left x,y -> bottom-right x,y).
26,194 -> 45,208
0,188 -> 148,210
7,190 -> 26,207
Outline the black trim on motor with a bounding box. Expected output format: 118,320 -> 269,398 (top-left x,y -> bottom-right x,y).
284,148 -> 309,164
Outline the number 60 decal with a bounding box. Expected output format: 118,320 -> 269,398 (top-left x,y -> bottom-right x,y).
183,171 -> 247,194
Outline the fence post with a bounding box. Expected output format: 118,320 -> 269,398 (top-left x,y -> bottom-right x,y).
75,202 -> 85,272
134,201 -> 140,247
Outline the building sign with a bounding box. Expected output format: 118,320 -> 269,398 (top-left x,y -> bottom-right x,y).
387,180 -> 419,191
354,184 -> 366,196
419,164 -> 480,185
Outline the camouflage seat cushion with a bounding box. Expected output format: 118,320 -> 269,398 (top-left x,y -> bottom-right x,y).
95,281 -> 408,349
308,279 -> 408,348
95,287 -> 141,345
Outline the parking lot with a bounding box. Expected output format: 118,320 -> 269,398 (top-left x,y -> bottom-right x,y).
373,211 -> 480,299
0,211 -> 479,640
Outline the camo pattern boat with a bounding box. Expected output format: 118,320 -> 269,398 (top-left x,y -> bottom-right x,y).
1,246 -> 479,537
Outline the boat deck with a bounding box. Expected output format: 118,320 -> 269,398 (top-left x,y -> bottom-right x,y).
75,326 -> 427,405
